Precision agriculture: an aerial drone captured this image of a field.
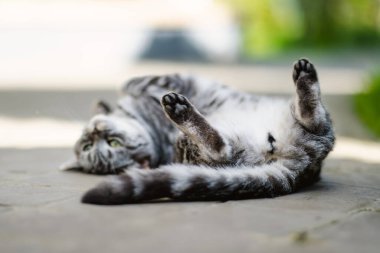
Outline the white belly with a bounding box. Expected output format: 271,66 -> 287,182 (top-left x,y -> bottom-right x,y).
206,97 -> 298,153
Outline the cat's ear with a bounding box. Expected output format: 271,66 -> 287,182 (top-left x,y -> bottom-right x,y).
59,158 -> 82,171
93,100 -> 112,115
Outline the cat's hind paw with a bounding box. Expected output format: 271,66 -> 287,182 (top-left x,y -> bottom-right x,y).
292,58 -> 318,84
161,92 -> 193,124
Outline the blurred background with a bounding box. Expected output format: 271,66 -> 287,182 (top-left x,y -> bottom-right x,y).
0,0 -> 379,163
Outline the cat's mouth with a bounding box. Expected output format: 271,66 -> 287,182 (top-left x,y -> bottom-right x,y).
111,161 -> 135,173
111,159 -> 151,173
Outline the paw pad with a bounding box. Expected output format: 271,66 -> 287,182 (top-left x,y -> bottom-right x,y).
161,92 -> 193,123
292,58 -> 317,83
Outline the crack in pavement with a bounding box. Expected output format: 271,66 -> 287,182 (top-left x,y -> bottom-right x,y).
290,198 -> 380,245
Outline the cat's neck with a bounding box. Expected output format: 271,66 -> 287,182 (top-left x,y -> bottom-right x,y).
118,95 -> 176,166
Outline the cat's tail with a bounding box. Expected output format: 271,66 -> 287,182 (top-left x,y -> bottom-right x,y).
81,161 -> 318,205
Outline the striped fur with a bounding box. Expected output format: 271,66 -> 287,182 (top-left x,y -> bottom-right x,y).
82,161 -> 315,204
80,58 -> 335,204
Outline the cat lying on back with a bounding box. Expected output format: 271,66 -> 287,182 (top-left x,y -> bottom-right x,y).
62,59 -> 335,204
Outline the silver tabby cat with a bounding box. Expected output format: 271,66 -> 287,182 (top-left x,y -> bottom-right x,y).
62,59 -> 335,204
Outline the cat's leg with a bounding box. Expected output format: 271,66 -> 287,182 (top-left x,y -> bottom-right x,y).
161,92 -> 230,161
292,58 -> 331,133
122,74 -> 195,98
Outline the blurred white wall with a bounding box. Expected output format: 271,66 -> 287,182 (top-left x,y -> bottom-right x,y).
0,0 -> 239,89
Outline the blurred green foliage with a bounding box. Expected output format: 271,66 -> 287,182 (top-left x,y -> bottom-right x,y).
223,0 -> 380,57
355,72 -> 380,138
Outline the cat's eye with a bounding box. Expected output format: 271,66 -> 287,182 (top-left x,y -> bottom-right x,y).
108,138 -> 123,148
82,143 -> 93,151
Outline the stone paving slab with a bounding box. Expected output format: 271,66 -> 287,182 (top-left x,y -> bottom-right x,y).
0,148 -> 379,253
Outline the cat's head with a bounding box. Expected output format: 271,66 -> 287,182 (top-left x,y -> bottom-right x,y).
61,101 -> 155,174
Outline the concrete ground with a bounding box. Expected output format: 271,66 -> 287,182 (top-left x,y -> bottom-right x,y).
1,62 -> 380,253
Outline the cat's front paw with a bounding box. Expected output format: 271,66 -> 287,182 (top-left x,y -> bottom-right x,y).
292,58 -> 318,84
161,92 -> 193,124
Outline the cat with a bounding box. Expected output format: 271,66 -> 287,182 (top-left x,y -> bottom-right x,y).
68,58 -> 335,204
60,74 -> 189,174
